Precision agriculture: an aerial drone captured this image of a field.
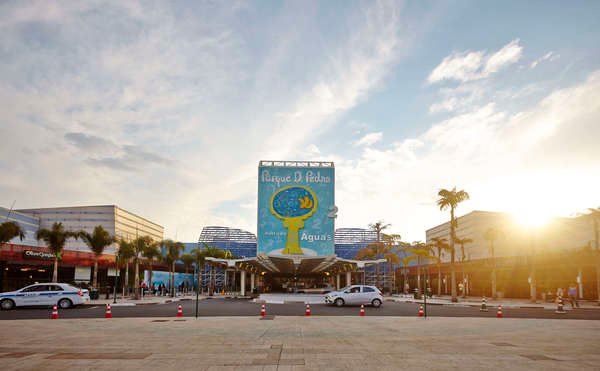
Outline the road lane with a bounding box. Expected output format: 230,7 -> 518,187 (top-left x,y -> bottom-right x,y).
1,299 -> 600,320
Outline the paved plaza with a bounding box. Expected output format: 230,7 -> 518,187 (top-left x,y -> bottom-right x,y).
1,316 -> 599,370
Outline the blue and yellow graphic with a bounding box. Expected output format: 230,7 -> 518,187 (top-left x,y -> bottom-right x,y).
258,164 -> 335,256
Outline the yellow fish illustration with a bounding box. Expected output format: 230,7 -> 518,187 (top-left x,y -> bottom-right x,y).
298,196 -> 313,209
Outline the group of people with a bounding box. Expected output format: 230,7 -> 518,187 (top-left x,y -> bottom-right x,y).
555,283 -> 580,308
139,281 -> 193,296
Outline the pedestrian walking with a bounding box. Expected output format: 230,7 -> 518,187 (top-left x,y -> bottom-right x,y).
567,283 -> 579,309
556,287 -> 564,303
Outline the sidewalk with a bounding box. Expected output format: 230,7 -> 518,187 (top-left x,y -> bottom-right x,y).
389,294 -> 600,310
1,316 -> 599,370
88,294 -> 208,306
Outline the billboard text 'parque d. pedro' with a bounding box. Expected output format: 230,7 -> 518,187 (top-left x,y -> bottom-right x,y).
257,164 -> 335,256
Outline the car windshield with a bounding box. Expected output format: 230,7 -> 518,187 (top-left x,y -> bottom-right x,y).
339,286 -> 351,292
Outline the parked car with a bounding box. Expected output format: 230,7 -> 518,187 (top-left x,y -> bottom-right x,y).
0,283 -> 90,310
324,285 -> 383,307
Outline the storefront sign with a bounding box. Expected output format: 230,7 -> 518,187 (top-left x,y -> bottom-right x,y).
74,266 -> 91,282
22,250 -> 55,261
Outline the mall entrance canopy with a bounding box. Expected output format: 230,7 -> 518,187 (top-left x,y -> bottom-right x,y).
206,254 -> 386,295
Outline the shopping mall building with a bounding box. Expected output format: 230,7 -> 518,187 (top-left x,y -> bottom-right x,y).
0,205 -> 163,291
2,160 -> 597,300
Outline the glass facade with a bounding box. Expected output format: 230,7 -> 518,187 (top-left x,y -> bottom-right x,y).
0,207 -> 40,247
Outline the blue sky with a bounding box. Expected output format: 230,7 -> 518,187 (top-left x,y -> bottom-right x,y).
1,1 -> 599,242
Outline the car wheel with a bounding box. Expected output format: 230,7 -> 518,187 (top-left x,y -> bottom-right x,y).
58,298 -> 72,309
371,299 -> 382,308
0,299 -> 15,310
334,298 -> 344,307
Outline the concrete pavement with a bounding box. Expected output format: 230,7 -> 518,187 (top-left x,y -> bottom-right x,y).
1,316 -> 599,370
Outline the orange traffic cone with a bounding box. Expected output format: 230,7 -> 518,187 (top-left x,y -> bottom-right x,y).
418,304 -> 424,317
305,304 -> 311,316
496,305 -> 503,318
51,304 -> 58,319
105,303 -> 112,319
360,304 -> 365,316
260,304 -> 266,317
177,304 -> 183,317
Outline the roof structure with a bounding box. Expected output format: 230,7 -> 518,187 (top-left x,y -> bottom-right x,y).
198,226 -> 257,244
334,228 -> 377,244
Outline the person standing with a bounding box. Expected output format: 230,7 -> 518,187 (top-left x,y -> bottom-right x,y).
567,283 -> 579,308
556,287 -> 564,302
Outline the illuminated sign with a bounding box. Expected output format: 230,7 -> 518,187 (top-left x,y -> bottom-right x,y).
257,162 -> 335,256
22,250 -> 55,261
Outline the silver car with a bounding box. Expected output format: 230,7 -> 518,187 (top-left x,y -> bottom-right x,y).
324,285 -> 383,308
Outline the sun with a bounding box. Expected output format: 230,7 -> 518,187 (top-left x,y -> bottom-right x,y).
514,209 -> 549,227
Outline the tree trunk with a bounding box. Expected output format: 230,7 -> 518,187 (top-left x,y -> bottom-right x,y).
529,233 -> 536,302
124,263 -> 129,297
197,265 -> 202,295
416,261 -> 421,294
450,207 -> 457,302
490,240 -> 497,298
134,258 -> 140,300
596,257 -> 600,304
93,258 -> 99,288
437,264 -> 441,296
403,270 -> 408,294
52,256 -> 58,283
450,250 -> 457,302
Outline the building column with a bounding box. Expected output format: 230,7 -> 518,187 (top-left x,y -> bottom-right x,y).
578,268 -> 583,299
250,273 -> 255,293
346,271 -> 351,286
336,274 -> 340,290
240,270 -> 246,296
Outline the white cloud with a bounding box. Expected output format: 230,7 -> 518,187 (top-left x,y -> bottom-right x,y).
483,39 -> 523,75
336,70 -> 600,241
0,1 -> 409,241
530,51 -> 560,68
427,39 -> 522,84
354,132 -> 383,147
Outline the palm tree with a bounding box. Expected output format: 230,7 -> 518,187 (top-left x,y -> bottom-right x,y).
180,253 -> 195,293
367,221 -> 391,289
383,234 -> 403,293
36,222 -> 79,282
437,187 -> 470,302
142,242 -> 161,292
454,236 -> 473,298
0,221 -> 25,244
408,241 -> 436,295
162,239 -> 185,297
78,226 -> 115,288
116,239 -> 135,296
483,227 -> 503,298
131,236 -> 153,299
429,237 -> 449,296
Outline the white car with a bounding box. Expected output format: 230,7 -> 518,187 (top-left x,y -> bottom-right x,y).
325,285 -> 383,308
0,283 -> 90,310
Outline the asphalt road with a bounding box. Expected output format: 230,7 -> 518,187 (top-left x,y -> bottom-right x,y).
2,299 -> 600,320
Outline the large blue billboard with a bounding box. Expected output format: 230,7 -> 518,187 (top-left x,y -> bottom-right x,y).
257,162 -> 335,256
